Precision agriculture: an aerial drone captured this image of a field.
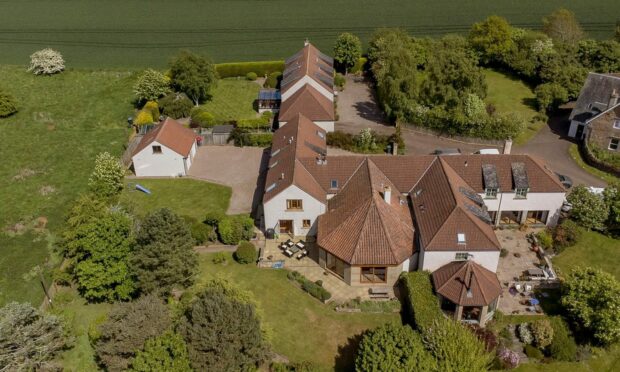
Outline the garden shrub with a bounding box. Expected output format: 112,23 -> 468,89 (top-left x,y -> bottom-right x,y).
237,111 -> 273,129
229,128 -> 273,147
235,241 -> 257,264
0,90 -> 18,117
28,48 -> 65,75
158,92 -> 193,119
334,73 -> 346,89
400,272 -> 442,332
133,69 -> 170,101
287,271 -> 331,302
212,252 -> 228,265
190,222 -> 216,245
264,71 -> 282,88
190,107 -> 216,128
215,61 -> 284,78
350,57 -> 367,74
530,318 -> 554,348
548,316 -> 577,361
246,72 -> 258,81
500,248 -> 508,257
524,344 -> 544,360
204,210 -> 225,226
217,215 -> 254,245
327,130 -> 391,154
536,229 -> 553,250
143,100 -> 160,121
551,220 -> 581,253
134,109 -> 154,126
518,323 -> 533,344
497,347 -> 520,369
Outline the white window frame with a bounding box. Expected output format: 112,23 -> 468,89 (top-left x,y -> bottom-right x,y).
330,179 -> 338,189
455,252 -> 469,260
613,119 -> 620,129
609,138 -> 620,151
515,188 -> 528,199
485,188 -> 498,199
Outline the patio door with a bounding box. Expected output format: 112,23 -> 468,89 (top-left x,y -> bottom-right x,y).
279,220 -> 293,234
326,252 -> 345,279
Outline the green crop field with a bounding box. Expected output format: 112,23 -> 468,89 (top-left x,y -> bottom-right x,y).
0,0 -> 617,68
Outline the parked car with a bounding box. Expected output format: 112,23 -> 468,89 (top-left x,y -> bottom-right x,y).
432,148 -> 461,156
555,173 -> 573,189
474,148 -> 500,154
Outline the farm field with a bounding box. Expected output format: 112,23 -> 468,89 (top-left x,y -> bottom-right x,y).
0,65 -> 134,306
0,0 -> 618,68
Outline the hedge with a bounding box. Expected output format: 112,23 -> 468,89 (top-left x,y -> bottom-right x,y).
229,128 -> 273,147
264,71 -> 282,89
217,215 -> 254,245
350,57 -> 367,74
236,111 -> 273,129
287,271 -> 331,302
548,316 -> 577,361
215,61 -> 284,78
400,271 -> 442,332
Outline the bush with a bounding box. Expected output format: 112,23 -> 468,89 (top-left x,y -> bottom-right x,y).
334,73 -> 346,89
264,71 -> 282,88
524,344 -> 544,360
350,57 -> 367,74
237,111 -> 273,129
204,210 -> 225,226
134,109 -> 154,126
246,72 -> 258,81
327,130 -> 391,154
212,252 -> 228,265
530,318 -> 554,348
0,90 -> 18,118
217,215 -> 254,245
400,272 -> 442,332
235,241 -> 257,264
215,61 -> 284,78
28,48 -> 64,75
287,271 -> 331,302
551,220 -> 581,254
500,248 -> 509,257
143,101 -> 160,121
133,69 -> 170,101
229,128 -> 273,147
518,323 -> 533,344
190,107 -> 216,128
158,92 -> 193,119
497,347 -> 520,369
191,222 -> 215,245
536,229 -> 553,250
535,83 -> 569,113
548,316 -> 577,361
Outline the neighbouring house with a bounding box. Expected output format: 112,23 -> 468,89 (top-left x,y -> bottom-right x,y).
131,118 -> 198,177
568,73 -> 620,154
258,89 -> 281,113
278,85 -> 335,132
261,114 -> 566,326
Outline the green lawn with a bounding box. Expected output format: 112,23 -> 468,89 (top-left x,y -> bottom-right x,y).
120,178 -> 231,221
0,66 -> 133,306
200,79 -> 260,121
483,69 -> 542,145
0,1 -> 618,68
512,345 -> 620,372
197,253 -> 399,370
553,229 -> 620,280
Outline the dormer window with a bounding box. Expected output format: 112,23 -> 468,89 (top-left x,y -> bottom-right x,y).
485,188 -> 498,199
515,188 -> 528,199
317,131 -> 325,139
330,179 -> 338,189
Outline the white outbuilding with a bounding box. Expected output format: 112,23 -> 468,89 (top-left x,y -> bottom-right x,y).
131,118 -> 198,177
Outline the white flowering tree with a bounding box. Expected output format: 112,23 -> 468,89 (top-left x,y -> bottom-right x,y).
88,152 -> 125,198
28,48 -> 65,75
133,69 -> 171,101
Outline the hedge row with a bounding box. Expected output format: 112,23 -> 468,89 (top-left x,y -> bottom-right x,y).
237,111 -> 273,129
400,271 -> 442,332
229,128 -> 273,147
287,271 -> 332,302
215,61 -> 285,78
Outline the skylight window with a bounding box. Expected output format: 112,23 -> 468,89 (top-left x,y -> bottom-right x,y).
330,179 -> 338,189
271,148 -> 281,157
266,183 -> 277,192
457,233 -> 466,244
317,131 -> 325,139
269,160 -> 279,169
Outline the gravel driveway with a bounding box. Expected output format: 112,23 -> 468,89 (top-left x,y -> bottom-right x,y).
189,146 -> 268,215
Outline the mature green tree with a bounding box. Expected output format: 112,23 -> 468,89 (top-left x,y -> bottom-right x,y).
616,21 -> 620,42
535,83 -> 569,112
95,294 -> 171,371
158,92 -> 194,119
72,210 -> 136,302
0,89 -> 17,118
169,50 -> 218,105
530,319 -> 554,348
577,40 -> 620,73
423,319 -> 493,372
333,32 -> 362,74
129,331 -> 192,372
561,267 -> 620,345
468,15 -> 515,64
548,316 -> 577,361
355,323 -> 436,371
88,152 -> 124,199
502,29 -> 554,81
134,69 -> 170,101
179,281 -> 268,371
61,193 -> 108,258
567,185 -> 609,231
538,51 -> 588,99
132,208 -> 198,295
604,183 -> 620,230
0,302 -> 68,371
542,8 -> 584,45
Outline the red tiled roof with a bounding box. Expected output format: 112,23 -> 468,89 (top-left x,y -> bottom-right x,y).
281,43 -> 334,95
279,85 -> 335,122
317,159 -> 415,265
133,118 -> 197,157
432,260 -> 501,306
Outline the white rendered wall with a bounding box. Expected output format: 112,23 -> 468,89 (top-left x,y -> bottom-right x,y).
314,121 -> 334,132
132,141 -> 189,177
281,76 -> 334,102
263,185 -> 326,236
421,251 -> 500,273
482,192 -> 565,226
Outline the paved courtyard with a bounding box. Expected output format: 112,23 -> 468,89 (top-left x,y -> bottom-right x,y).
189,146 -> 268,215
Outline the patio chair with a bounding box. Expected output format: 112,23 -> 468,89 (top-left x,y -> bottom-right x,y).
514,283 -> 522,292
284,249 -> 294,257
524,284 -> 533,292
296,249 -> 308,260
296,240 -> 305,249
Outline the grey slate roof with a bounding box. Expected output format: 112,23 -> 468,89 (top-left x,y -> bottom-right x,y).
570,72 -> 620,123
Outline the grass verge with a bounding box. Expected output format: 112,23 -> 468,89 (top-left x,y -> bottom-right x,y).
568,144 -> 619,184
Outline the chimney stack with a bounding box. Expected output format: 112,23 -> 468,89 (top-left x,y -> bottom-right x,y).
383,186 -> 391,204
609,89 -> 619,108
503,138 -> 512,155
304,38 -> 309,47
391,142 -> 398,156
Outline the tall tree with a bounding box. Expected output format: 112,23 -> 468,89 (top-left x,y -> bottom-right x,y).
333,32 -> 362,74
0,302 -> 68,371
72,210 -> 136,302
567,185 -> 609,231
179,281 -> 268,371
169,50 -> 218,105
542,8 -> 584,45
562,267 -> 620,345
95,294 -> 172,372
132,208 -> 198,295
134,69 -> 170,101
129,331 -> 192,372
88,152 -> 125,199
355,323 -> 436,371
468,15 -> 515,64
